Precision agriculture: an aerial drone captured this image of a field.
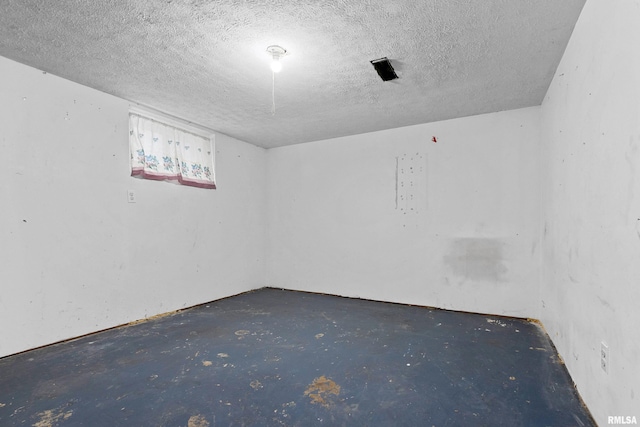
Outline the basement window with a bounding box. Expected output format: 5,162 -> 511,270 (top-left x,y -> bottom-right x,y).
129,111 -> 216,189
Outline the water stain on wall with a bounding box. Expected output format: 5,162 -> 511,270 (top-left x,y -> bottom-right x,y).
444,238 -> 507,281
304,375 -> 341,408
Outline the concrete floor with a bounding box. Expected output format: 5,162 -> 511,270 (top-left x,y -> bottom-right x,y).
0,288 -> 594,426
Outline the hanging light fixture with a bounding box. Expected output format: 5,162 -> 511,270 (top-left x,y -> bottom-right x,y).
266,45 -> 287,115
266,45 -> 286,73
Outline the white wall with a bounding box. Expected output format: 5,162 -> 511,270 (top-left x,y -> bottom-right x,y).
0,56 -> 266,358
539,0 -> 640,422
267,107 -> 540,317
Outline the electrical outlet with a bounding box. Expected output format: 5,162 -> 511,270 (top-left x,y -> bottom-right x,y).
127,189 -> 136,203
601,342 -> 609,374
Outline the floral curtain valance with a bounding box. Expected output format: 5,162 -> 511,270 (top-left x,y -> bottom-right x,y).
129,113 -> 216,189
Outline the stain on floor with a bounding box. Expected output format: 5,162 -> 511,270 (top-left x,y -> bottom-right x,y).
187,414 -> 209,427
304,376 -> 341,408
0,288 -> 595,426
32,405 -> 73,427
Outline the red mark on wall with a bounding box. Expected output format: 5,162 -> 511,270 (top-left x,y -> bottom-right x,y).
432,136 -> 437,143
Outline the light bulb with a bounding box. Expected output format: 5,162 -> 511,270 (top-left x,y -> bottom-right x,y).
270,57 -> 282,73
266,45 -> 286,73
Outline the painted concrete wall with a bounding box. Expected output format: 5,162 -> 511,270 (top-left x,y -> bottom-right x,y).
267,107 -> 541,317
0,56 -> 266,358
539,0 -> 640,422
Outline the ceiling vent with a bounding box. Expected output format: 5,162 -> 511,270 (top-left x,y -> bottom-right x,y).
370,57 -> 398,81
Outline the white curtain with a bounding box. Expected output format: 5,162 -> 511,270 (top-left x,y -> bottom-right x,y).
129,113 -> 216,189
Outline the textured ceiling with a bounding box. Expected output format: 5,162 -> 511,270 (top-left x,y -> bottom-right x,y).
0,0 -> 585,148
